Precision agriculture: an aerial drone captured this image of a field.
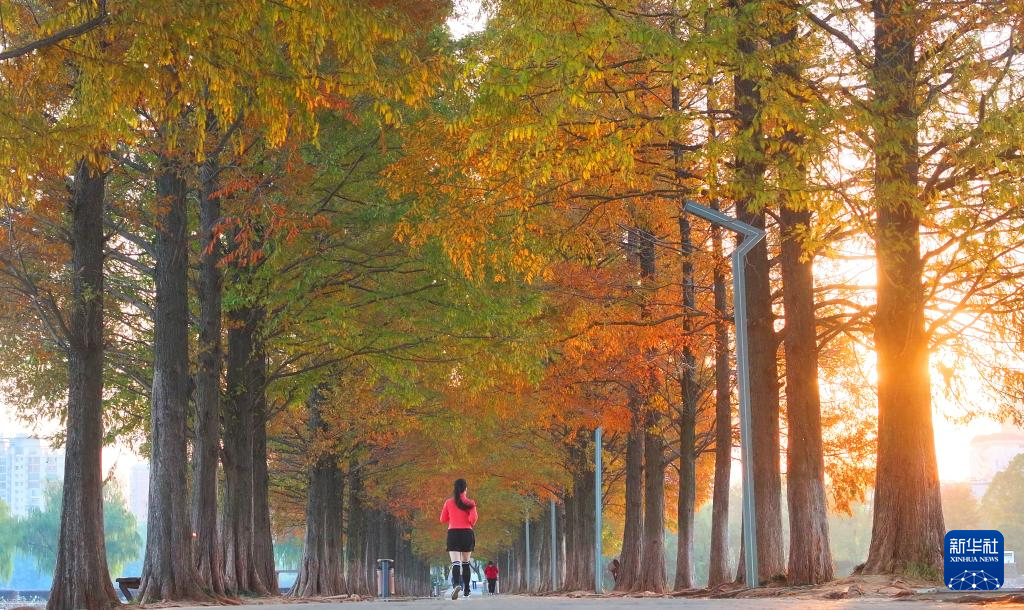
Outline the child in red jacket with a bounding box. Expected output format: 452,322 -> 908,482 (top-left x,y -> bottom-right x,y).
484,561 -> 499,594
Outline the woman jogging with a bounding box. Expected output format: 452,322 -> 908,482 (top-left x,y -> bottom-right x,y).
440,478 -> 477,600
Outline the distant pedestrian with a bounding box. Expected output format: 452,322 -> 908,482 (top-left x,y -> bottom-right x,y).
484,560 -> 499,594
440,478 -> 478,600
609,557 -> 621,584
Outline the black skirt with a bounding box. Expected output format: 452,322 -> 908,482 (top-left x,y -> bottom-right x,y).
446,528 -> 476,552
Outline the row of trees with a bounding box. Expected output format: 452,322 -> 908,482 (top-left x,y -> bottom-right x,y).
497,471 -> 1024,594
0,0 -> 479,606
0,0 -> 1020,607
390,0 -> 1024,591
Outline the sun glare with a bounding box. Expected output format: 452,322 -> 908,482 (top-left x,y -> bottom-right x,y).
814,235 -> 1020,483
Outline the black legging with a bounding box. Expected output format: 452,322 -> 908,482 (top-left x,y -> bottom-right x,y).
488,578 -> 497,593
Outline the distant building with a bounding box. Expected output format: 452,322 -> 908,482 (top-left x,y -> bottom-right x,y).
0,435 -> 65,516
128,462 -> 149,521
969,423 -> 1024,498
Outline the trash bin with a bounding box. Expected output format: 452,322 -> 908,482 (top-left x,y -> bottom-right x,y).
376,558 -> 396,598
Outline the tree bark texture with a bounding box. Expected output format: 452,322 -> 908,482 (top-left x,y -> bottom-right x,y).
675,211 -> 698,591
537,501 -> 559,591
864,0 -> 944,574
191,152 -> 225,596
637,425 -> 667,593
251,340 -> 277,592
562,440 -> 595,591
346,468 -> 372,594
733,5 -> 785,580
781,204 -> 834,584
528,517 -> 542,592
615,405 -> 645,591
221,306 -> 269,595
707,217 -> 733,588
47,162 -> 120,610
140,162 -> 205,602
290,387 -> 346,596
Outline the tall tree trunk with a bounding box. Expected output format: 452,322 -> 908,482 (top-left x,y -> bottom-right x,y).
537,512 -> 550,592
511,526 -> 523,592
707,211 -> 733,588
396,532 -> 412,595
499,550 -> 509,593
561,440 -> 595,591
47,162 -> 120,610
528,517 -> 542,592
505,541 -> 517,592
516,529 -> 528,591
676,397 -> 697,590
637,424 -> 667,593
395,539 -> 405,596
615,405 -> 645,591
290,387 -> 346,596
781,206 -> 833,584
561,494 -> 575,591
508,549 -> 515,593
191,151 -> 225,596
538,500 -> 558,591
251,337 -> 277,592
380,513 -> 396,580
863,0 -> 944,574
347,467 -> 371,594
221,306 -> 268,595
363,510 -> 381,590
140,162 -> 205,602
500,552 -> 508,594
674,209 -> 698,591
733,2 -> 785,581
625,224 -> 662,591
561,497 -> 569,589
767,14 -> 834,584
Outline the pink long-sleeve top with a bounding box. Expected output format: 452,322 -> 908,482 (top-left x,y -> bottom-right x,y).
440,494 -> 478,529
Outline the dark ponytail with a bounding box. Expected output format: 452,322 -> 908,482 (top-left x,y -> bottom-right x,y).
453,478 -> 473,510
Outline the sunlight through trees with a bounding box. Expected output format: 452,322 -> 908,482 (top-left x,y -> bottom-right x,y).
0,0 -> 1021,606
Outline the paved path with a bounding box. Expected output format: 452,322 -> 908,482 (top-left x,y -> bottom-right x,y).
171,594 -> 1010,609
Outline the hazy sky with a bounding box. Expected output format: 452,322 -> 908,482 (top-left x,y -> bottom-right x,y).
448,0 -> 487,39
0,402 -> 142,482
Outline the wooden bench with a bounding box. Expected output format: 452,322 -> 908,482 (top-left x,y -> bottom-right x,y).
115,577 -> 141,602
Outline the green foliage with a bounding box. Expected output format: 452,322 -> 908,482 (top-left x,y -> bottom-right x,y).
828,502 -> 873,575
15,486 -> 61,574
274,533 -> 304,571
942,483 -> 981,532
15,483 -> 141,577
982,454 -> 1024,554
903,561 -> 943,583
0,500 -> 14,583
258,100 -> 557,541
102,485 -> 142,576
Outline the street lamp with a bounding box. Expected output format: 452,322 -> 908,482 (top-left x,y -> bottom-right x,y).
683,200 -> 764,589
550,497 -> 558,590
594,426 -> 603,594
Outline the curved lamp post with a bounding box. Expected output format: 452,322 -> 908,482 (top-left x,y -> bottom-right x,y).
683,200 -> 765,589
595,426 -> 603,593
592,202 -> 764,592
